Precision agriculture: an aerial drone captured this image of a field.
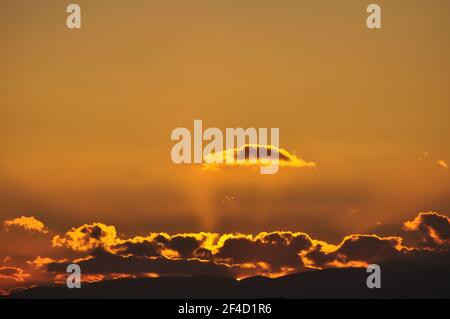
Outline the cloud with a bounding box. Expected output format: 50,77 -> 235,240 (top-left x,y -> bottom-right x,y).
53,273 -> 107,285
114,231 -> 314,275
27,256 -> 63,269
0,267 -> 30,282
403,212 -> 450,249
46,252 -> 239,278
114,233 -> 215,259
52,222 -> 117,252
3,216 -> 48,233
2,211 -> 448,292
50,225 -> 314,276
52,224 -> 218,258
44,229 -> 427,281
203,144 -> 316,170
302,235 -> 410,269
437,160 -> 448,170
47,213 -> 450,280
213,232 -> 313,274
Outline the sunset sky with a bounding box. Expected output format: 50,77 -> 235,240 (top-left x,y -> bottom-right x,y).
1,1 -> 450,294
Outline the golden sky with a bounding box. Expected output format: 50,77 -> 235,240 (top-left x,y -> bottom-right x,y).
1,2 -> 450,292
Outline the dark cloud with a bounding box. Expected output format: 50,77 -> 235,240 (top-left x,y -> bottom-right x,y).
112,234 -> 205,258
203,144 -> 316,169
0,266 -> 30,282
403,212 -> 450,249
234,145 -> 291,162
46,212 -> 450,279
304,235 -> 409,268
113,240 -> 160,257
47,252 -> 237,278
3,211 -> 449,293
215,232 -> 313,272
154,234 -> 203,258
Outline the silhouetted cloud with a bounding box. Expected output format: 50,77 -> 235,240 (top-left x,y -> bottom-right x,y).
214,232 -> 313,274
2,211 -> 450,293
0,267 -> 30,282
49,226 -> 315,277
303,235 -> 410,268
46,252 -> 239,278
203,144 -> 316,170
45,212 -> 450,280
403,212 -> 450,249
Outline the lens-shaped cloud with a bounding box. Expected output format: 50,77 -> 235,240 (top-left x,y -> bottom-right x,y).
203,144 -> 316,170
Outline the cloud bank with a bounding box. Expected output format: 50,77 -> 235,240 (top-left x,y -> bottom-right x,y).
1,211 -> 450,295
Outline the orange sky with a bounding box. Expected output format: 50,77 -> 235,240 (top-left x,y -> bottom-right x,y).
1,0 -> 450,267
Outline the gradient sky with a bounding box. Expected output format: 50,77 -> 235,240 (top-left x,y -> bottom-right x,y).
1,0 -> 450,245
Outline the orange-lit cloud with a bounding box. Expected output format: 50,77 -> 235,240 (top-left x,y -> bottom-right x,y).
44,213 -> 450,280
27,256 -> 64,269
46,252 -> 242,278
302,235 -> 409,269
0,267 -> 30,282
403,212 -> 450,249
2,211 -> 450,293
3,216 -> 48,234
49,225 -> 315,276
45,212 -> 450,279
203,144 -> 316,170
52,222 -> 117,252
437,160 -> 448,170
53,273 -> 106,285
212,231 -> 313,274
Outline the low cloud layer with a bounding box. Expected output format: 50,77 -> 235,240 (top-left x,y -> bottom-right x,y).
1,211 -> 450,295
45,212 -> 450,279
